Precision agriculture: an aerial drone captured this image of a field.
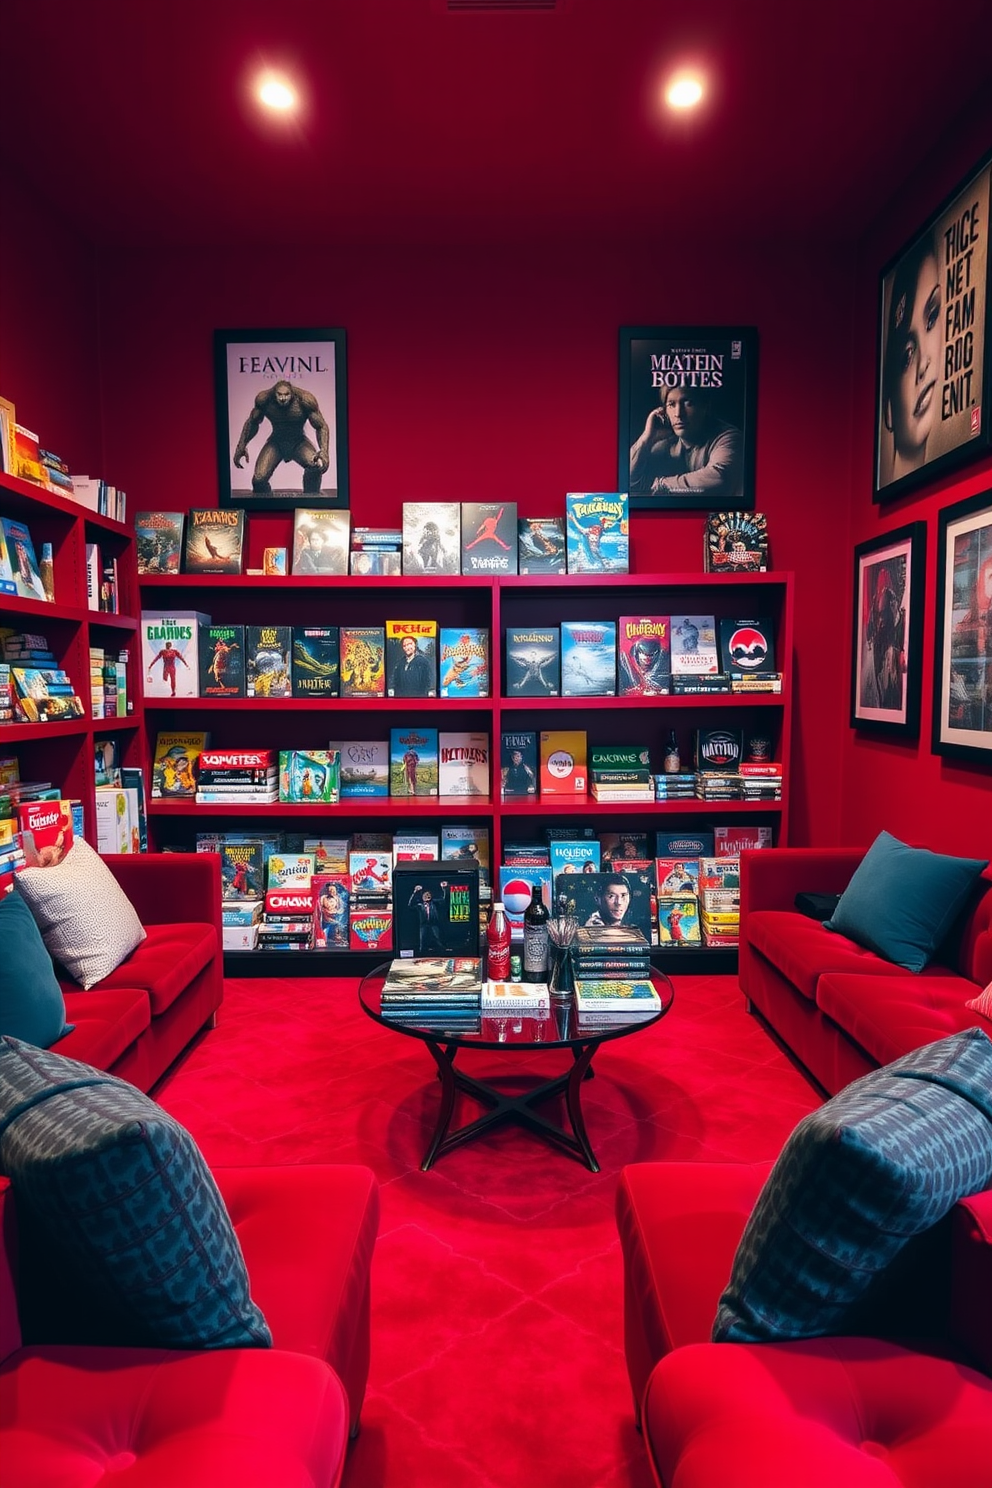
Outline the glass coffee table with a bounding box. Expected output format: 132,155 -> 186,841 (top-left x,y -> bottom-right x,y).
358,963 -> 675,1172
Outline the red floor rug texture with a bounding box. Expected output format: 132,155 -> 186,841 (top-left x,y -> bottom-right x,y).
156,975 -> 821,1488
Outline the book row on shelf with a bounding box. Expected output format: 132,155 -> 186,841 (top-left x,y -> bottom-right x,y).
0,515 -> 123,615
138,610 -> 781,702
0,395 -> 126,521
163,818 -> 757,955
137,501 -> 771,580
150,732 -> 785,807
0,629 -> 130,725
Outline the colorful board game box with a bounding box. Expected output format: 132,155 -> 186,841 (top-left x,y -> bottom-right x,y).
291,509 -> 350,576
560,620 -> 617,696
386,620 -> 437,697
438,731 -> 490,796
389,726 -> 439,797
312,872 -> 351,949
539,730 -> 587,797
564,492 -> 629,573
517,516 -> 566,575
141,612 -> 210,699
198,624 -> 245,698
460,501 -> 518,575
279,749 -> 340,803
339,626 -> 385,697
266,851 -> 316,890
134,512 -> 184,575
291,626 -> 339,697
220,840 -> 265,900
500,731 -> 538,797
438,627 -> 489,697
246,624 -> 292,698
183,508 -> 244,574
401,502 -> 461,576
618,616 -> 671,695
330,738 -> 389,797
349,905 -> 393,952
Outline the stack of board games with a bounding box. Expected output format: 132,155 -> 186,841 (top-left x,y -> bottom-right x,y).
564,492 -> 629,573
703,511 -> 769,573
653,771 -> 697,801
438,627 -> 489,697
385,620 -> 437,696
655,857 -> 702,949
589,744 -> 653,803
713,825 -> 774,854
258,883 -> 315,951
717,617 -> 778,694
517,517 -> 566,575
198,624 -> 246,698
698,856 -> 741,946
378,957 -> 483,1027
350,527 -> 402,576
222,892 -> 263,952
348,834 -> 392,949
617,616 -> 671,695
134,512 -> 184,574
694,728 -> 744,800
183,509 -> 244,575
8,663 -> 85,723
291,626 -> 339,697
505,628 -> 559,696
196,747 -> 277,804
279,749 -> 340,803
560,620 -> 617,696
401,502 -> 461,576
291,509 -> 350,576
738,761 -> 784,800
460,501 -> 518,575
141,612 -> 210,699
246,624 -> 292,698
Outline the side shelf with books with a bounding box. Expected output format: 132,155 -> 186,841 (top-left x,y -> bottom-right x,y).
1,468 -> 142,842
136,567 -> 793,975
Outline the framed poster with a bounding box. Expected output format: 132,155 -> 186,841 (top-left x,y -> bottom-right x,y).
850,522 -> 926,737
214,328 -> 349,511
932,488 -> 992,763
619,325 -> 758,510
874,152 -> 991,503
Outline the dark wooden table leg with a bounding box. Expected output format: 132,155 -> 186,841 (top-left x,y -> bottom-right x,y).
421,1040 -> 457,1170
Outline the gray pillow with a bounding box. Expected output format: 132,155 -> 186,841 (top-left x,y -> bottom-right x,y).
15,837 -> 146,989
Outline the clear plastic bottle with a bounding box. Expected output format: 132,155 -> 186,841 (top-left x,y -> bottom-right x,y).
522,883 -> 549,982
486,902 -> 511,982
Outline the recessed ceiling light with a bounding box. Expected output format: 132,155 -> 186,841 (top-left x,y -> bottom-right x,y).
665,75 -> 704,110
258,76 -> 297,111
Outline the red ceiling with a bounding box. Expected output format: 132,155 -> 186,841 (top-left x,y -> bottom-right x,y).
5,0 -> 992,249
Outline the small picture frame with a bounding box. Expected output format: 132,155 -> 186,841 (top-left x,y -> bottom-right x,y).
214,328 -> 349,511
619,326 -> 758,510
850,522 -> 926,737
874,152 -> 991,503
932,488 -> 992,763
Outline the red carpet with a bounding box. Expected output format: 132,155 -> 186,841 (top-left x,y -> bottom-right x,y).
156,974 -> 821,1488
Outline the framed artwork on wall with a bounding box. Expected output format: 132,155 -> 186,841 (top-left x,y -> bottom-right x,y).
850,522 -> 926,737
214,328 -> 349,511
932,488 -> 992,763
873,151 -> 991,504
619,326 -> 758,511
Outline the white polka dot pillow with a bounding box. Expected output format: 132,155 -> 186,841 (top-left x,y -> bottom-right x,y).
16,838 -> 146,990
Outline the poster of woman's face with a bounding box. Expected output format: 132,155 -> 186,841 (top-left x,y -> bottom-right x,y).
874,155 -> 991,502
933,490 -> 992,762
850,524 -> 925,737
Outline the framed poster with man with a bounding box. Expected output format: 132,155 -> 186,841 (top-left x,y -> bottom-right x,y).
619,326 -> 758,511
873,152 -> 991,504
850,522 -> 926,738
214,327 -> 349,510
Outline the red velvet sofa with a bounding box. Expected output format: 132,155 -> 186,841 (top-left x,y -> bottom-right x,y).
0,1161 -> 380,1487
49,852 -> 224,1093
617,1162 -> 992,1488
738,847 -> 992,1094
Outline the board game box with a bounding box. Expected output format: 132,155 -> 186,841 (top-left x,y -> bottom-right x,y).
505,628 -> 559,696
291,626 -> 339,697
460,501 -> 518,575
134,512 -> 184,575
560,620 -> 616,696
401,502 -> 461,576
246,624 -> 292,698
198,624 -> 245,698
617,615 -> 671,695
517,517 -> 566,575
330,738 -> 389,796
339,626 -> 385,697
564,492 -> 629,573
389,726 -> 439,797
386,620 -> 437,697
439,627 -> 489,697
291,509 -> 350,576
183,508 -> 244,574
438,731 -> 489,796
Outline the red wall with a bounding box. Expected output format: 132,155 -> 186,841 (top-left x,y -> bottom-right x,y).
91,238 -> 854,847
841,95 -> 992,858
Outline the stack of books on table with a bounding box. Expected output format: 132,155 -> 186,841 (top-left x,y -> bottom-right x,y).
574,978 -> 662,1026
589,745 -> 654,803
195,748 -> 279,805
379,957 -> 483,1028
481,980 -> 550,1014
573,924 -> 652,980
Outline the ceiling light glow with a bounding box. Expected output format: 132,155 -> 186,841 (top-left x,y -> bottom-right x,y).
258,76 -> 297,111
666,75 -> 703,110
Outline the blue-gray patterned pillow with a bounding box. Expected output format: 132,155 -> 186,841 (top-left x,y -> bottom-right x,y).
0,1036 -> 271,1350
713,1028 -> 992,1343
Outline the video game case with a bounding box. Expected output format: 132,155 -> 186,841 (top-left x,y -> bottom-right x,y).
460,501 -> 518,575
386,620 -> 437,697
439,627 -> 490,697
198,624 -> 245,698
560,620 -> 617,697
246,624 -> 292,698
617,616 -> 671,696
401,502 -> 461,576
517,517 -> 566,575
389,726 -> 439,797
183,508 -> 244,575
564,492 -> 629,574
291,626 -> 340,697
340,626 -> 385,697
505,628 -> 559,696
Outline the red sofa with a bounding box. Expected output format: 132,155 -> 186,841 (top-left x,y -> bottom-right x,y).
0,1160 -> 380,1487
617,1161 -> 992,1488
49,852 -> 223,1092
738,847 -> 992,1093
